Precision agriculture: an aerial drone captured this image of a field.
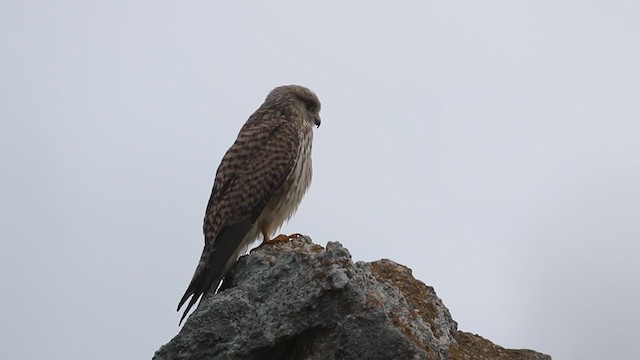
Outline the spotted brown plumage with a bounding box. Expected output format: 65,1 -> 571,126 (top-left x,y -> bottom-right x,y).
177,85 -> 321,324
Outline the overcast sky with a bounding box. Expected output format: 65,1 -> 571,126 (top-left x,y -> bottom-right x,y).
1,1 -> 639,359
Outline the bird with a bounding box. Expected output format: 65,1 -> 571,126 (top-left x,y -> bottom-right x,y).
177,85 -> 321,324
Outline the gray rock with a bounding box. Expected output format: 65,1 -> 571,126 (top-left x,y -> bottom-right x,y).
154,237 -> 551,360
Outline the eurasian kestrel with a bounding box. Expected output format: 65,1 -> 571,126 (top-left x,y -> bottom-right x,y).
177,85 -> 321,324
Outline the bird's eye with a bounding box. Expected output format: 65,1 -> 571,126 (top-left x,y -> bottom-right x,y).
304,101 -> 315,111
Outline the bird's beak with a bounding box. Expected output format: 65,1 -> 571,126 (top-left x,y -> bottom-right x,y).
314,116 -> 321,128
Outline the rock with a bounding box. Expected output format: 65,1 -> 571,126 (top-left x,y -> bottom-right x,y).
154,237 -> 551,360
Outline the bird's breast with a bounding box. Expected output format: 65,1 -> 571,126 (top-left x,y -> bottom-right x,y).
260,129 -> 313,234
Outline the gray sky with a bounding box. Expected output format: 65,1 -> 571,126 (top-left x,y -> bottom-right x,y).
1,1 -> 639,359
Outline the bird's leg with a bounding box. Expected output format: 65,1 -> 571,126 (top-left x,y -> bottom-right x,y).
260,226 -> 272,245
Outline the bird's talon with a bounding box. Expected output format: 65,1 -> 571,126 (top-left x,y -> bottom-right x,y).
262,234 -> 290,245
261,233 -> 304,246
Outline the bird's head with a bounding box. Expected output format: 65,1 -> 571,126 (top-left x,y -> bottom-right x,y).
267,85 -> 321,128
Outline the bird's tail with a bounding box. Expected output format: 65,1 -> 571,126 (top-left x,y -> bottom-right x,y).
177,244 -> 219,325
177,221 -> 252,325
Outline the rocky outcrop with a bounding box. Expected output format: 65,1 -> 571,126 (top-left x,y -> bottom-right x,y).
154,237 -> 551,360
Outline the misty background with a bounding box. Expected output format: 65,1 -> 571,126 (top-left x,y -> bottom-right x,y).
1,1 -> 638,359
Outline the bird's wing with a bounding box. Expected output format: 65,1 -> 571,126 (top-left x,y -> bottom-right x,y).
177,117 -> 302,324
